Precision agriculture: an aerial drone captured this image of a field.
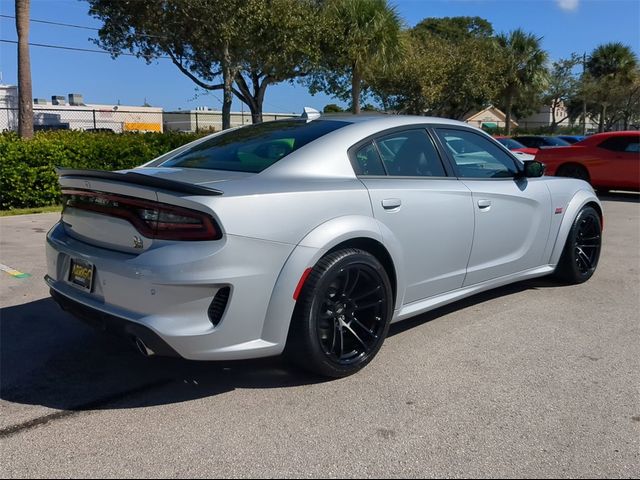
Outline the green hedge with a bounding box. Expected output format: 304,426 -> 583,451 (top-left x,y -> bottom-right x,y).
0,130 -> 203,210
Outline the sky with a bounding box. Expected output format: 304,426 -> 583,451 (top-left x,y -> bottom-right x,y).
0,0 -> 639,113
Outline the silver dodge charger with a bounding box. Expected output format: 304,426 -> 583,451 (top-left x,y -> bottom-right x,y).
46,113 -> 603,377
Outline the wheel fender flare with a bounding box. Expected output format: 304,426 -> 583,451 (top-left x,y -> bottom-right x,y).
260,215 -> 405,351
549,189 -> 602,266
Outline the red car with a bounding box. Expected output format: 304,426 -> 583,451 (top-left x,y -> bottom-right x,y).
494,136 -> 538,155
536,131 -> 640,192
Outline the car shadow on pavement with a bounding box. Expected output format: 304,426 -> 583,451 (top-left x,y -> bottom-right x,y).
0,297 -> 327,415
1,277 -> 557,414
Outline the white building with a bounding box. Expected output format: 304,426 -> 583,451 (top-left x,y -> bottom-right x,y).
517,103 -> 572,129
164,107 -> 297,132
0,84 -> 19,131
0,87 -> 163,133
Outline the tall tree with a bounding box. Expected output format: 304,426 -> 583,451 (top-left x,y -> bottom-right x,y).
412,16 -> 493,41
496,29 -> 548,135
307,0 -> 401,114
231,0 -> 323,123
88,0 -> 321,128
543,54 -> 580,131
586,42 -> 638,132
15,0 -> 33,138
369,19 -> 504,119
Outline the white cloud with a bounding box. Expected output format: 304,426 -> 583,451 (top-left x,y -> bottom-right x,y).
556,0 -> 580,11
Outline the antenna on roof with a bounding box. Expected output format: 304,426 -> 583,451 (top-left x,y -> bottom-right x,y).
300,106 -> 321,122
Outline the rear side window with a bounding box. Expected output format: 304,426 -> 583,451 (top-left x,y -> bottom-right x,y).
599,136 -> 640,153
375,130 -> 446,177
353,142 -> 386,175
160,120 -> 348,173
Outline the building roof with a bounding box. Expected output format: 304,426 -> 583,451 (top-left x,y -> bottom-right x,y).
464,105 -> 518,127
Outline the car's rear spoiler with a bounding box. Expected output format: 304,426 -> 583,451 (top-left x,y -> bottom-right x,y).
56,168 -> 223,196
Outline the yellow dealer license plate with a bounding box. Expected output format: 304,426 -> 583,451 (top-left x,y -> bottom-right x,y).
69,258 -> 94,292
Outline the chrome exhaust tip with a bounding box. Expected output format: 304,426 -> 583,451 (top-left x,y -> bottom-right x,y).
134,337 -> 155,357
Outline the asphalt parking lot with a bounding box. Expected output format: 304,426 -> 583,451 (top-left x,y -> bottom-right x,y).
1,194 -> 639,478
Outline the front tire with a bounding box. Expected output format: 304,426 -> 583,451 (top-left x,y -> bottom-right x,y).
286,249 -> 393,378
554,206 -> 602,284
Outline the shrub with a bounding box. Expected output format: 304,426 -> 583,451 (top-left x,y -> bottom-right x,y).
0,130 -> 203,210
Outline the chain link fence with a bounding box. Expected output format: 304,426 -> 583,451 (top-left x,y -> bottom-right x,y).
1,106 -> 611,135
0,107 -> 299,134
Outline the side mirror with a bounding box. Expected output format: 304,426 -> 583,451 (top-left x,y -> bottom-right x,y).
521,160 -> 545,178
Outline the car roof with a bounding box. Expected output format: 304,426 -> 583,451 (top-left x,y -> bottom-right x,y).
263,114 -> 484,179
575,130 -> 640,146
320,113 -> 470,128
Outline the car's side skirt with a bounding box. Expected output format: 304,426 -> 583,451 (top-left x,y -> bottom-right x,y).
393,264 -> 555,323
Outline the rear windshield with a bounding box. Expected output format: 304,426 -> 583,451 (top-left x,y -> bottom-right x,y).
544,137 -> 570,146
160,119 -> 348,173
496,138 -> 526,150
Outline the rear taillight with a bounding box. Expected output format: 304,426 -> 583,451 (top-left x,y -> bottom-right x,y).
62,189 -> 221,241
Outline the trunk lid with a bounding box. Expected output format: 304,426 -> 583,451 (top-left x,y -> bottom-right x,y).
58,168 -> 228,253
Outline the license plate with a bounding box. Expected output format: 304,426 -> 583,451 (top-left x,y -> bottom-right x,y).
69,258 -> 94,292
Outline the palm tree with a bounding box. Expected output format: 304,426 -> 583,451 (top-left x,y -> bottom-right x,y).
497,29 -> 548,135
327,0 -> 401,114
15,0 -> 33,138
586,42 -> 638,132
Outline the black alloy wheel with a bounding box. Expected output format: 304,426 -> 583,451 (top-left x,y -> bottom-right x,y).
286,249 -> 393,378
555,206 -> 602,284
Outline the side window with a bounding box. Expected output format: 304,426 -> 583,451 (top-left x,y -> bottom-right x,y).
625,141 -> 640,153
375,130 -> 446,177
435,128 -> 519,178
352,142 -> 386,176
599,136 -> 640,153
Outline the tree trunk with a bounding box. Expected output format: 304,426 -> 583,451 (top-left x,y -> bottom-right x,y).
351,63 -> 361,115
247,100 -> 262,124
221,43 -> 233,130
504,91 -> 513,136
15,0 -> 33,139
598,104 -> 605,133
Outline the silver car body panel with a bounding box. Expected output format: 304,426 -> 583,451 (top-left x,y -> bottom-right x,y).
46,115 -> 602,360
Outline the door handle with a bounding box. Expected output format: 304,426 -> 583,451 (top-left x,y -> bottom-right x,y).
382,198 -> 402,210
477,199 -> 492,209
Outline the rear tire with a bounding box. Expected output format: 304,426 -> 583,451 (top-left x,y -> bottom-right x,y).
554,206 -> 602,284
285,249 -> 393,378
556,164 -> 590,183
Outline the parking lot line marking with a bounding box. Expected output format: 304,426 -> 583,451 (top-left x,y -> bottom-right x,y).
0,263 -> 32,279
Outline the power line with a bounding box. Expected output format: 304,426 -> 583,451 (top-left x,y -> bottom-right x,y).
0,38 -> 171,59
0,14 -> 166,39
0,14 -> 99,31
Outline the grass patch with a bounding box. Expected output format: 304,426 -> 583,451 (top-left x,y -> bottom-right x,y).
0,205 -> 61,217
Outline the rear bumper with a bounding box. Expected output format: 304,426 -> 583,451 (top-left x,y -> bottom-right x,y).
49,287 -> 180,357
46,221 -> 298,360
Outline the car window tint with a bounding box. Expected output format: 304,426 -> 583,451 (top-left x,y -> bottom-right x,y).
545,137 -> 570,146
599,136 -> 640,153
497,138 -> 527,150
436,128 -> 519,178
625,141 -> 640,153
353,142 -> 386,175
375,130 -> 446,177
160,119 -> 348,173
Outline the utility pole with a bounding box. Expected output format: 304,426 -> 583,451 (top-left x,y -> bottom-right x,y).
582,52 -> 587,136
15,0 -> 33,138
